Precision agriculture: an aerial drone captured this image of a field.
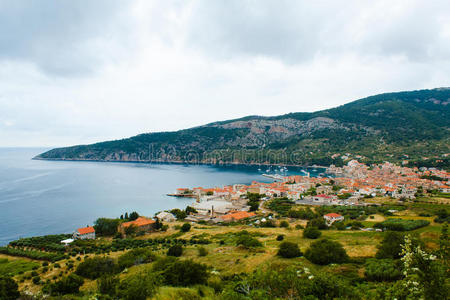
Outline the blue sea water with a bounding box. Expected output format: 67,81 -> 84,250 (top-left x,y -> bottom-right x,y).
0,148 -> 320,245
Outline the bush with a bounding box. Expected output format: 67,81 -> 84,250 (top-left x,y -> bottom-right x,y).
94,218 -> 120,236
167,245 -> 183,257
117,272 -> 159,300
276,235 -> 284,241
236,235 -> 262,249
303,227 -> 322,239
0,276 -> 19,300
376,231 -> 402,259
378,219 -> 430,231
43,274 -> 84,295
153,258 -> 209,286
295,224 -> 304,229
197,247 -> 208,257
118,248 -> 156,269
180,223 -> 191,232
279,220 -> 289,228
364,259 -> 402,281
277,242 -> 302,258
75,257 -> 120,279
98,275 -> 119,296
307,218 -> 327,230
32,276 -> 40,284
305,239 -> 348,265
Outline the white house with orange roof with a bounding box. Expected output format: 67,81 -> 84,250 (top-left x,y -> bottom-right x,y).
73,226 -> 95,240
323,213 -> 344,225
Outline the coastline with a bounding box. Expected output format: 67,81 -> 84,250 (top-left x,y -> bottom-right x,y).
32,156 -> 329,170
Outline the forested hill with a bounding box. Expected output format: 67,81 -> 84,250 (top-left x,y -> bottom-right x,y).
36,88 -> 450,168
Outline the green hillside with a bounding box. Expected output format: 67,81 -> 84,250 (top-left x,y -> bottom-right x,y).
36,88 -> 450,168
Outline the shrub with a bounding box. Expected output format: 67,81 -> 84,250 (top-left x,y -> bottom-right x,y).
180,223 -> 191,232
303,227 -> 322,239
364,259 -> 402,281
376,231 -> 405,259
277,242 -> 302,258
98,275 -> 119,296
94,218 -> 120,236
279,220 -> 289,228
295,224 -> 304,229
305,239 -> 348,265
0,276 -> 20,299
307,217 -> 327,230
276,235 -> 284,241
236,236 -> 262,249
43,274 -> 84,295
118,248 -> 156,269
75,257 -> 120,279
153,258 -> 209,286
32,276 -> 40,284
167,245 -> 183,257
378,219 -> 430,231
197,247 -> 208,257
117,272 -> 159,300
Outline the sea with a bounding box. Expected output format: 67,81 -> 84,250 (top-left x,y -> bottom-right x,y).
0,148 -> 322,245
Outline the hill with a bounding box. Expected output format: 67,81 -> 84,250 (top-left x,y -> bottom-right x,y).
36,88 -> 450,168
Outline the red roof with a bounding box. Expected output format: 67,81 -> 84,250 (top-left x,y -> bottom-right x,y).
316,194 -> 332,198
324,213 -> 343,218
221,211 -> 256,221
121,217 -> 155,228
77,226 -> 95,235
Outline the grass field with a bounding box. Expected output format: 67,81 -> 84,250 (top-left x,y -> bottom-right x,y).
2,196 -> 448,297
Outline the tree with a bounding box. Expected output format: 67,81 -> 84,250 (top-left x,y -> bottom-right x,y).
129,211 -> 139,221
307,217 -> 327,229
303,227 -> 322,239
236,235 -> 262,249
167,244 -> 183,257
279,220 -> 289,228
305,239 -> 348,265
98,275 -> 119,297
198,247 -> 208,257
247,192 -> 262,212
153,258 -> 209,286
180,223 -> 191,232
75,257 -> 120,279
124,224 -> 138,237
277,242 -> 302,258
171,209 -> 187,220
43,274 -> 84,295
94,218 -> 120,236
117,272 -> 159,300
118,248 -> 156,269
376,231 -> 404,259
0,276 -> 19,300
364,259 -> 402,281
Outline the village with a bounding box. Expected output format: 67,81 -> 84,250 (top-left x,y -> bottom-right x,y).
64,159 -> 449,242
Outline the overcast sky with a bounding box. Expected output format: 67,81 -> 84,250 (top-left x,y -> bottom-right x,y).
0,0 -> 449,147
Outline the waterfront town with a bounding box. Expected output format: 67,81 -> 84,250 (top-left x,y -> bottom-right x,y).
64,159 -> 449,239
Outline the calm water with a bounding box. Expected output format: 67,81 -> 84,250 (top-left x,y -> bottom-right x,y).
0,148 -> 321,245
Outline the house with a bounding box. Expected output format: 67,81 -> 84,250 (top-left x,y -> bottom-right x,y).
156,211 -> 176,222
218,211 -> 256,223
120,217 -> 156,234
323,213 -> 344,224
73,226 -> 95,240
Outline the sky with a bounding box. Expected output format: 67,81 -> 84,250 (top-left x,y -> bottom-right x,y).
0,0 -> 449,147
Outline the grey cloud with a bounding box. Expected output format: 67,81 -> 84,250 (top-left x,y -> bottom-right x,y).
185,0 -> 450,64
0,0 -> 133,76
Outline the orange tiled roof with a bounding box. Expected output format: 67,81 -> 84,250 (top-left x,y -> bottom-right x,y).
77,226 -> 95,235
122,217 -> 155,228
221,211 -> 256,221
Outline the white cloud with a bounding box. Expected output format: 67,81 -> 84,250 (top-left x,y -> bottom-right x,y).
0,0 -> 449,147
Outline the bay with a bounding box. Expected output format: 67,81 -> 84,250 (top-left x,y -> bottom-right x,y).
0,148 -> 319,245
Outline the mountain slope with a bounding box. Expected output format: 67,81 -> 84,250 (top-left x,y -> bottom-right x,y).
36,88 -> 450,167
